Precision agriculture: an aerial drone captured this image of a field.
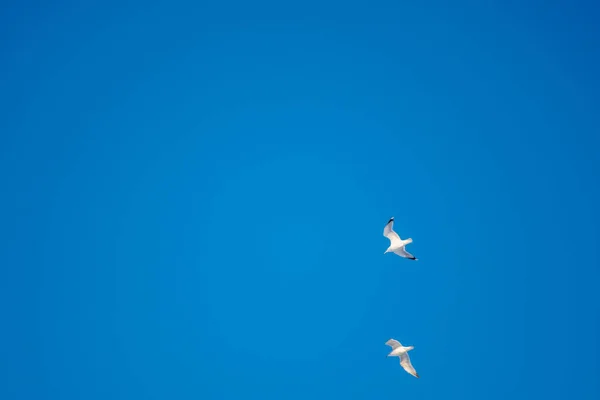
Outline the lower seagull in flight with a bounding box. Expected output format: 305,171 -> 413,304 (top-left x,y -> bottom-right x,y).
383,217 -> 417,260
386,339 -> 420,378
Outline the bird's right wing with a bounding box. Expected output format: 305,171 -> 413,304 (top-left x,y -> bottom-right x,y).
383,218 -> 402,245
385,339 -> 402,349
400,353 -> 419,378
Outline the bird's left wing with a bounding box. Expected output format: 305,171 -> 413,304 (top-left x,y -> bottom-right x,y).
400,353 -> 419,378
393,248 -> 417,260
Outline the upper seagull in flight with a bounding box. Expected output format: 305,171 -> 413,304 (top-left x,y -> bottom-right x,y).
385,339 -> 420,378
383,217 -> 417,260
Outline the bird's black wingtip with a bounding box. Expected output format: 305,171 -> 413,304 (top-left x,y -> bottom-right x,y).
387,217 -> 394,223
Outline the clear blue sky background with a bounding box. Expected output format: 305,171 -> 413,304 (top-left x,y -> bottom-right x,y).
1,1 -> 599,399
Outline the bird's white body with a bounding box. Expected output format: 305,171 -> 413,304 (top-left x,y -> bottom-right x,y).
388,345 -> 414,357
385,339 -> 419,378
383,217 -> 417,260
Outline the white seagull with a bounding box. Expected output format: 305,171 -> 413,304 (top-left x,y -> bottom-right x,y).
386,339 -> 419,378
383,217 -> 417,260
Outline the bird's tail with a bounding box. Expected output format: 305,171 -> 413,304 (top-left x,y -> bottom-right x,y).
403,238 -> 413,245
405,346 -> 414,351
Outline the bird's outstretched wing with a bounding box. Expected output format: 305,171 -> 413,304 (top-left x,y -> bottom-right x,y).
385,339 -> 402,349
383,217 -> 402,246
393,247 -> 417,260
400,352 -> 419,378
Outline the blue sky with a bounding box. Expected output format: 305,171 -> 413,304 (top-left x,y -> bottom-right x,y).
1,1 -> 599,399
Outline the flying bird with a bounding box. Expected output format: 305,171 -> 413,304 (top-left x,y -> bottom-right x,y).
383,217 -> 417,260
385,339 -> 419,378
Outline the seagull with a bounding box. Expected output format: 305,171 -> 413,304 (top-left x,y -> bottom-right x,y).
383,217 -> 417,260
386,339 -> 420,378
